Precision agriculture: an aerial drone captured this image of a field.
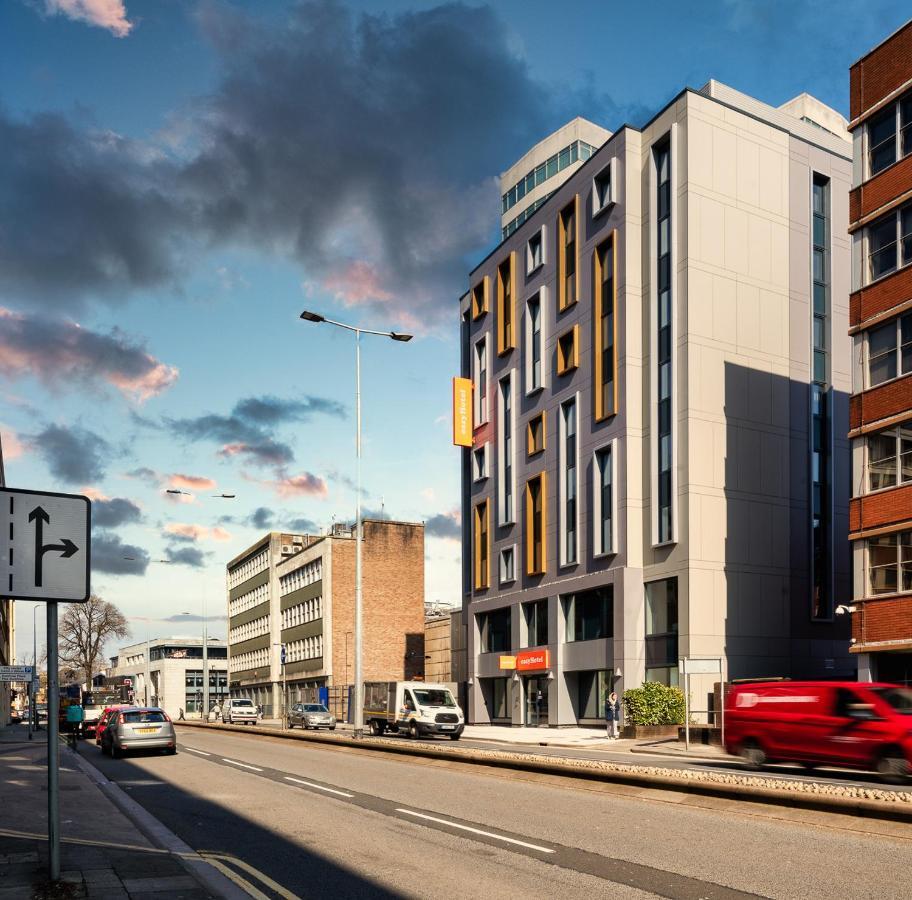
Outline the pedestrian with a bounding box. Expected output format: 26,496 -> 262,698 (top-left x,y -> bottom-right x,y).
209,702 -> 221,723
605,691 -> 621,739
178,707 -> 186,721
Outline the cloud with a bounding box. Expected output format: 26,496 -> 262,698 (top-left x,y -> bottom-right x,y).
362,507 -> 390,521
424,509 -> 461,541
164,523 -> 231,542
43,0 -> 133,38
92,531 -> 149,574
233,396 -> 345,426
1,1 -> 598,327
1,426 -> 25,461
169,473 -> 216,491
243,471 -> 328,499
30,424 -> 113,484
217,441 -> 294,467
248,507 -> 274,529
0,308 -> 178,402
288,517 -> 318,533
93,497 -> 143,528
164,544 -> 208,568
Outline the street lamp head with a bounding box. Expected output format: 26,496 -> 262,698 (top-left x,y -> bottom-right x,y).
299,310 -> 325,323
165,489 -> 188,495
213,494 -> 236,499
389,332 -> 413,342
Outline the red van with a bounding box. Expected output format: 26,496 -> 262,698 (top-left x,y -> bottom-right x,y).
724,681 -> 912,783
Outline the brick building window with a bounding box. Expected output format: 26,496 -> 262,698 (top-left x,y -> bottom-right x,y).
867,531 -> 912,595
868,312 -> 912,386
867,91 -> 912,177
867,425 -> 912,491
867,205 -> 912,283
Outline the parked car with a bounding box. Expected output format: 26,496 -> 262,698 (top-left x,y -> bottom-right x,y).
724,681 -> 912,783
222,698 -> 259,725
95,705 -> 132,746
101,707 -> 176,758
288,703 -> 336,730
363,681 -> 465,740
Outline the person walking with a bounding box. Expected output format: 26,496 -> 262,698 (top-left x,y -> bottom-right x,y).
605,691 -> 621,739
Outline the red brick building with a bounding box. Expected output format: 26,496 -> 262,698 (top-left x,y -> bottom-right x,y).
849,20 -> 912,685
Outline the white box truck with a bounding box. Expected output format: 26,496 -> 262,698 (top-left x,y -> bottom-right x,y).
363,681 -> 464,740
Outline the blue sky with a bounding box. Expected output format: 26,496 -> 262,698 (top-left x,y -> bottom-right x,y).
3,0 -> 910,661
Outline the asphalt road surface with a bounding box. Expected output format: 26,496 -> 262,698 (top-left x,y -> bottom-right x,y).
80,728 -> 911,900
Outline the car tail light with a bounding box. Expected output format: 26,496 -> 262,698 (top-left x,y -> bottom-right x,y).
163,713 -> 172,723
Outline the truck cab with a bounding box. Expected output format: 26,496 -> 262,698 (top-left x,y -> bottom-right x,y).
364,681 -> 464,740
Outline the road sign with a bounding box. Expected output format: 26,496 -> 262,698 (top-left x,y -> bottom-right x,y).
0,664 -> 34,682
1,487 -> 90,602
679,657 -> 722,675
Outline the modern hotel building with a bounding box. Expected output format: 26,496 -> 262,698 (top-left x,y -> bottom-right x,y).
460,81 -> 855,727
848,20 -> 912,687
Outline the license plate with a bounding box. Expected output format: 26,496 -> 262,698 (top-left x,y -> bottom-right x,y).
136,727 -> 157,734
440,725 -> 454,730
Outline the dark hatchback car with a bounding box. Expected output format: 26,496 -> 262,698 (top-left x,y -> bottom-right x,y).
101,707 -> 176,758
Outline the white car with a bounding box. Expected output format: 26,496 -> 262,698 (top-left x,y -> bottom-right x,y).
223,698 -> 259,725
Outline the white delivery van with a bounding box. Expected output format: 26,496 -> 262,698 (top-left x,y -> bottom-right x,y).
223,698 -> 259,725
364,681 -> 464,740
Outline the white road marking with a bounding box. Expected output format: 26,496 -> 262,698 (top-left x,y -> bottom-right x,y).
184,747 -> 211,756
394,809 -> 555,853
222,758 -> 263,772
283,776 -> 354,798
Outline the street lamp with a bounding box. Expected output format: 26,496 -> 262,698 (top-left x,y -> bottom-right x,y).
299,309 -> 412,738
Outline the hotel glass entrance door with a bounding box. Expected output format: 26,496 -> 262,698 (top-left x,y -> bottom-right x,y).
524,676 -> 548,726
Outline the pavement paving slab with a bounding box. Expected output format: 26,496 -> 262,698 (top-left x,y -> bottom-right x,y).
0,724 -> 221,899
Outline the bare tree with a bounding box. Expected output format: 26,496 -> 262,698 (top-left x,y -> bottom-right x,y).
58,595 -> 129,683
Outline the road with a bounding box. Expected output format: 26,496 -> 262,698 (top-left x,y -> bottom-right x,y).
79,727 -> 911,900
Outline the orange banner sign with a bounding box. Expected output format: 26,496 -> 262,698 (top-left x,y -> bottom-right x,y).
452,377 -> 473,447
515,649 -> 550,672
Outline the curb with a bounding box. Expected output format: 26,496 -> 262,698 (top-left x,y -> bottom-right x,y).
176,721 -> 912,823
67,746 -> 249,899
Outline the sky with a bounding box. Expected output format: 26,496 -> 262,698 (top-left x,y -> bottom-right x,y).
3,0 -> 910,662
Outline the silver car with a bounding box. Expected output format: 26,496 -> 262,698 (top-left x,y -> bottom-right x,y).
101,707 -> 176,757
288,703 -> 336,730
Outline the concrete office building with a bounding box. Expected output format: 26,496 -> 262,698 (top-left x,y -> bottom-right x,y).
108,636 -> 228,720
848,20 -> 912,687
227,521 -> 425,717
461,80 -> 855,727
501,118 -> 610,240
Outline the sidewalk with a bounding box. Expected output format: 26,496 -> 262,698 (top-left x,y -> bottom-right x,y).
0,723 -> 220,899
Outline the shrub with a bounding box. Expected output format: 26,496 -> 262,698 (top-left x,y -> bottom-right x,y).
622,682 -> 685,726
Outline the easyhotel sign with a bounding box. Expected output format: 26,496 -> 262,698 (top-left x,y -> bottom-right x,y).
452,377 -> 472,448
500,649 -> 549,672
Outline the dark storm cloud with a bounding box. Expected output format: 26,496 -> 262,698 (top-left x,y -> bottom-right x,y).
164,544 -> 208,568
1,1 -> 619,324
91,531 -> 149,575
31,424 -> 113,484
92,497 -> 143,528
166,393 -> 343,468
249,506 -> 274,529
287,517 -> 317,534
424,511 -> 461,540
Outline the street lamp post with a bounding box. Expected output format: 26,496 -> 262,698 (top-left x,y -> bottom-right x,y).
299,310 -> 412,738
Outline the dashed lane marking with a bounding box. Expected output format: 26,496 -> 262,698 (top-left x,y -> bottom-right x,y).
184,747 -> 211,756
283,776 -> 354,798
222,758 -> 263,772
394,808 -> 555,853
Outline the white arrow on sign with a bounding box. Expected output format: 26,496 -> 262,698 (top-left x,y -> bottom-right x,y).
1,487 -> 91,603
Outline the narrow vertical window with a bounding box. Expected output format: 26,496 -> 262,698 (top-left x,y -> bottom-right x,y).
525,473 -> 547,575
558,199 -> 578,310
811,174 -> 831,621
474,500 -> 489,590
594,235 -> 616,419
560,397 -> 578,565
474,337 -> 488,426
526,293 -> 542,392
497,253 -> 516,355
655,140 -> 673,543
594,445 -> 613,555
499,374 -> 515,524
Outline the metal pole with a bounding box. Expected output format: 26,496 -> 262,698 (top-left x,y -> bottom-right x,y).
282,663 -> 287,730
145,633 -> 151,706
354,328 -> 363,739
47,602 -> 60,881
202,591 -> 209,720
720,661 -> 726,751
684,669 -> 690,753
29,605 -> 36,740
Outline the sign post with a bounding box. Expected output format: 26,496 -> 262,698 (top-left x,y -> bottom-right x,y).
280,644 -> 287,731
678,657 -> 723,754
1,487 -> 91,884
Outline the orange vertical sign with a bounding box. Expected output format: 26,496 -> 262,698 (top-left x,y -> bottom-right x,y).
452,377 -> 473,447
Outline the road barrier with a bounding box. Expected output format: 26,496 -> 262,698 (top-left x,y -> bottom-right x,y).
175,721 -> 912,824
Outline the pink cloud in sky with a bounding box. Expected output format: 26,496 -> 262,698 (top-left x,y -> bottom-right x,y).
165,523 -> 231,542
44,0 -> 133,38
1,426 -> 25,461
0,308 -> 177,403
243,470 -> 328,499
322,261 -> 393,306
79,486 -> 108,501
168,473 -> 217,491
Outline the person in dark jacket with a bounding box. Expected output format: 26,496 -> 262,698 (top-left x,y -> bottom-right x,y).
605,691 -> 621,739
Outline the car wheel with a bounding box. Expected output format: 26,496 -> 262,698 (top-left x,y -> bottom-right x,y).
111,743 -> 123,760
408,720 -> 420,740
166,748 -> 177,756
876,749 -> 911,784
368,720 -> 380,736
449,733 -> 461,741
330,725 -> 336,731
740,739 -> 767,770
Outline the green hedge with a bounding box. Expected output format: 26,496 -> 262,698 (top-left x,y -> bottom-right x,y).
622,682 -> 685,726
